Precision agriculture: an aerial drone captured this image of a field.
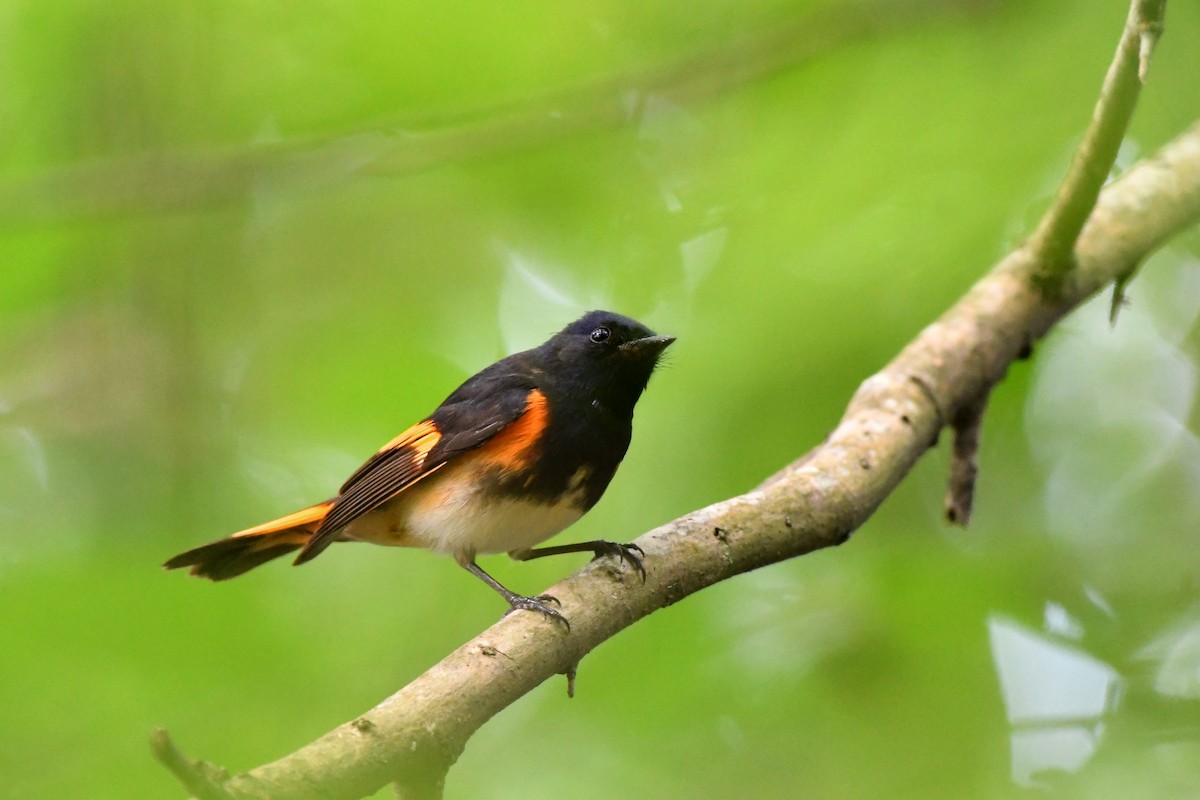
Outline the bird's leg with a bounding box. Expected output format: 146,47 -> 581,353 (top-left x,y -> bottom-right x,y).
463,560 -> 570,630
509,540 -> 646,582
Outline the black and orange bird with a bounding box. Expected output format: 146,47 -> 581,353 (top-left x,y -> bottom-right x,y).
164,311 -> 673,627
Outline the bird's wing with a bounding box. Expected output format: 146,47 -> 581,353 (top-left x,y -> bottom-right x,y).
294,377 -> 538,562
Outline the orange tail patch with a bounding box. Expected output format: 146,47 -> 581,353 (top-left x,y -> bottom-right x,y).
163,500 -> 334,581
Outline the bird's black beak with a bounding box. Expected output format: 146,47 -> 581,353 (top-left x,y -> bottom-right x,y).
620,334 -> 675,357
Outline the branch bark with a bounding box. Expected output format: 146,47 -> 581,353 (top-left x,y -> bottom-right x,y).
154,115 -> 1200,800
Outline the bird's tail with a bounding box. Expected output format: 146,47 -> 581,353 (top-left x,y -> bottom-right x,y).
163,500 -> 335,581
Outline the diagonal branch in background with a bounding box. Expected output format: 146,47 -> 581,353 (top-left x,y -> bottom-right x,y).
154,115 -> 1200,800
0,0 -> 997,226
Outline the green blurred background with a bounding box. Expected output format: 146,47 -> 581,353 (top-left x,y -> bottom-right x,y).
1,0 -> 1198,797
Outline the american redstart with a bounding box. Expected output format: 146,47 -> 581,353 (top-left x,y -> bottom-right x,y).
164,310 -> 673,628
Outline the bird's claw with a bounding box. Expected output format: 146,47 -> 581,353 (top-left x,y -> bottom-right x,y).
591,541 -> 647,582
504,593 -> 570,630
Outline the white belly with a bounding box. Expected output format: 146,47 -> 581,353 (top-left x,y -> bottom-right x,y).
392,467 -> 585,562
412,494 -> 582,559
338,460 -> 593,563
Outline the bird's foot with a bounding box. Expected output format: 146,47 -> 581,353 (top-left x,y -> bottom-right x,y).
590,541 -> 646,582
503,593 -> 570,631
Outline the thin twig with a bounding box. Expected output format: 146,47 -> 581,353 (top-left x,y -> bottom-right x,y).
945,391 -> 988,525
150,728 -> 234,800
1030,0 -> 1167,286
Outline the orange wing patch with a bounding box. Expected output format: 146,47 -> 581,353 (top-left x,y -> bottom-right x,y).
477,389 -> 548,471
296,419 -> 446,564
339,419 -> 442,494
379,420 -> 440,454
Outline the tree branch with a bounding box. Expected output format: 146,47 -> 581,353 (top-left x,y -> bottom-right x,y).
155,116 -> 1200,800
153,1 -> 1200,794
937,0 -> 1165,520
1030,0 -> 1167,284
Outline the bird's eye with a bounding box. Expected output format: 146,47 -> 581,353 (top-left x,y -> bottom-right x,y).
589,326 -> 612,343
